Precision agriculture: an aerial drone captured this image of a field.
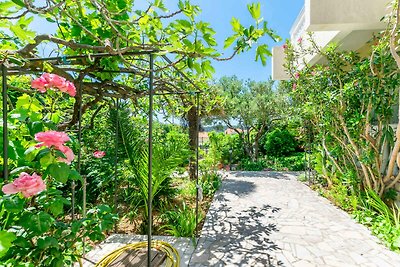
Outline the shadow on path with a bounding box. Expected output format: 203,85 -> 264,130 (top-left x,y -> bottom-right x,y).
193,188 -> 283,266
218,178 -> 256,198
229,171 -> 297,180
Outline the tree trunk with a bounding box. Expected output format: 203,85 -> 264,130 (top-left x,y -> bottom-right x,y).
254,140 -> 259,161
187,105 -> 198,180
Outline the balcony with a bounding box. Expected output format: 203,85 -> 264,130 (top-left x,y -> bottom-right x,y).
290,7 -> 306,44
272,0 -> 391,81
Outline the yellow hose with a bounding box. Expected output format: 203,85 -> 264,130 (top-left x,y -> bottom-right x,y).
94,240 -> 180,267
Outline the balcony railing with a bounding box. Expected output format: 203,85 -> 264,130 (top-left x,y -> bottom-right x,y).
290,6 -> 306,43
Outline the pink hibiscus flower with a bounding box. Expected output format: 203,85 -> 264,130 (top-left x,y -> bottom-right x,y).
93,150 -> 106,159
2,172 -> 46,198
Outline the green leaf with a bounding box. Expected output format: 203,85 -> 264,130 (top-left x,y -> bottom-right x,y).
51,257 -> 64,267
28,121 -> 44,136
193,62 -> 202,74
37,237 -> 59,250
248,3 -> 261,20
224,35 -> 237,49
16,94 -> 42,112
20,212 -> 54,235
4,195 -> 25,213
47,197 -> 65,217
0,231 -> 16,258
68,170 -> 82,182
393,235 -> 400,248
13,236 -> 31,249
182,38 -> 193,49
24,146 -> 40,162
47,163 -> 70,183
256,44 -> 271,66
203,33 -> 216,46
0,1 -> 17,10
10,166 -> 32,176
11,0 -> 25,7
177,19 -> 192,30
186,57 -> 194,69
40,152 -> 55,168
230,17 -> 241,33
10,24 -> 35,43
201,60 -> 215,77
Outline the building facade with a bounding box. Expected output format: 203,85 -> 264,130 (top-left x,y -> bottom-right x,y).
272,0 -> 391,80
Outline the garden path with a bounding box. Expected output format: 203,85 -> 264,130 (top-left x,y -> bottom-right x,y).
189,171 -> 400,267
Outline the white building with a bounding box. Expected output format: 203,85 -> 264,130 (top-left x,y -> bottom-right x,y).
272,0 -> 391,80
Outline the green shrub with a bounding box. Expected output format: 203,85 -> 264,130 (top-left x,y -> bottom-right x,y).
200,171 -> 222,196
207,131 -> 244,165
354,191 -> 400,251
162,202 -> 203,238
322,183 -> 358,212
265,152 -> 304,171
263,128 -> 297,157
239,158 -> 265,171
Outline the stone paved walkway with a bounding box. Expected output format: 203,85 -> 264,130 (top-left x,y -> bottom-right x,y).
189,171 -> 400,267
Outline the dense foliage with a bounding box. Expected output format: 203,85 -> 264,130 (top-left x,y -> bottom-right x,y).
0,76 -> 118,266
212,76 -> 289,161
282,0 -> 400,250
0,0 -> 281,264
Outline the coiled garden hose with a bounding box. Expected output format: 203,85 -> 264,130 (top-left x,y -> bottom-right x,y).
94,240 -> 180,267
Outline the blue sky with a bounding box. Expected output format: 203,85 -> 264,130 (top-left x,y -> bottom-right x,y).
30,0 -> 304,82
195,0 -> 304,81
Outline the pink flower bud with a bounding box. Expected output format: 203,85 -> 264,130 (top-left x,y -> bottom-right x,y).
93,150 -> 106,159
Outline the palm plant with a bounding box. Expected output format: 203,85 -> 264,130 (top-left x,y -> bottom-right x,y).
109,104 -> 190,227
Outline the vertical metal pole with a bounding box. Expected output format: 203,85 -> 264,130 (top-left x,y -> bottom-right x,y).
2,64 -> 8,182
195,92 -> 200,238
77,80 -> 84,218
147,54 -> 154,267
113,99 -> 119,232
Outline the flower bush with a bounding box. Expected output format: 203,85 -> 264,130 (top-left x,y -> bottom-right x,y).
0,73 -> 117,266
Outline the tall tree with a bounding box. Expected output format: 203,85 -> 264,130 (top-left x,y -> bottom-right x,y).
214,76 -> 288,160
1,0 -> 280,179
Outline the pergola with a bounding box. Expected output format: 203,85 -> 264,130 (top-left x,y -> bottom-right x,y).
1,49 -> 203,266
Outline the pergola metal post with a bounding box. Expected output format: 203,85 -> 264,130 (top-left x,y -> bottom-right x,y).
147,53 -> 154,267
113,98 -> 119,227
2,64 -> 8,182
77,79 -> 85,218
195,92 -> 200,238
